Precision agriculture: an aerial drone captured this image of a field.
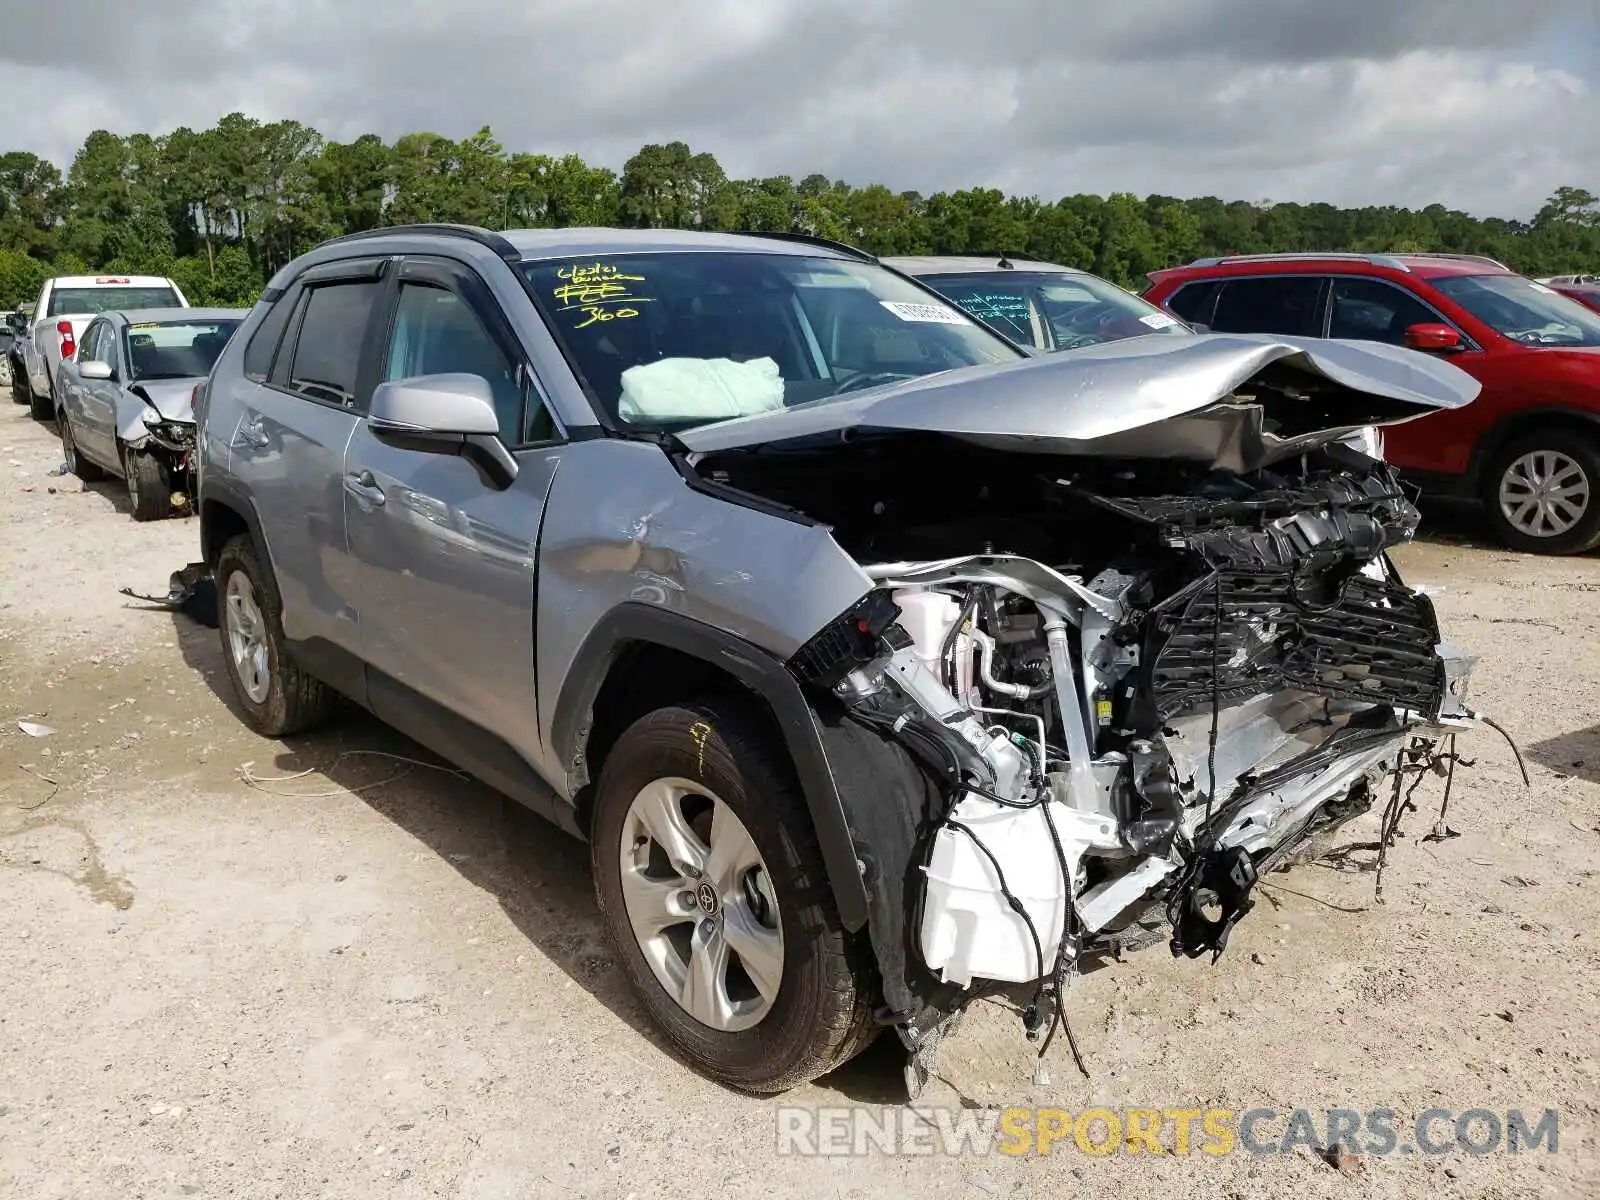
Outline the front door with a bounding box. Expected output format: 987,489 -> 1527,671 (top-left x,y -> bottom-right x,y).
341,257 -> 565,771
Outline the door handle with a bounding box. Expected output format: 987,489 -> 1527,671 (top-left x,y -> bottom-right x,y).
343,469 -> 386,507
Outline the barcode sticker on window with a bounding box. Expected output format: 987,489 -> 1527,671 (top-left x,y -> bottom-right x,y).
879,300 -> 968,325
1139,312 -> 1181,329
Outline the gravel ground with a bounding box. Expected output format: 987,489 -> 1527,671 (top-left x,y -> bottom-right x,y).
2,401 -> 1598,1199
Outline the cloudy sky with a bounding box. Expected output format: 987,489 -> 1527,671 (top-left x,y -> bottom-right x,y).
1,0 -> 1596,218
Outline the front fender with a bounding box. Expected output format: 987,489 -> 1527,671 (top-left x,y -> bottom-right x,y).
116,391 -> 158,445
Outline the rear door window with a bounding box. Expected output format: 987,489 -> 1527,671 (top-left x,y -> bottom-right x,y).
1209,276 -> 1325,337
1328,278 -> 1445,344
280,282 -> 380,408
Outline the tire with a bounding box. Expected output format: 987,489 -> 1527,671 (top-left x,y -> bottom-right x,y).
58,413 -> 106,481
591,700 -> 875,1093
28,375 -> 53,422
123,445 -> 169,520
214,534 -> 337,737
1481,428 -> 1600,555
8,360 -> 25,405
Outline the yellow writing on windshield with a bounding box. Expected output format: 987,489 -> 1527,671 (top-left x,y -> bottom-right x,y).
553,263 -> 653,332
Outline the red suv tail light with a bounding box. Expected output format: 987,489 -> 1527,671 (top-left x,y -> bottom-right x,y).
56,320 -> 74,360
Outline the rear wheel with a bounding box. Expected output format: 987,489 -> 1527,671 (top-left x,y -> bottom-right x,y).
123,445 -> 170,521
590,700 -> 875,1092
215,534 -> 337,736
59,412 -> 106,482
27,375 -> 52,422
1482,429 -> 1600,555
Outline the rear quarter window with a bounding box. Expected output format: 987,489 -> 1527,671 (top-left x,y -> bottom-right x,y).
1165,281 -> 1218,324
243,297 -> 295,380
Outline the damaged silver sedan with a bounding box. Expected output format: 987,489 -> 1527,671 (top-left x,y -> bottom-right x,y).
55,308 -> 245,519
195,228 -> 1489,1097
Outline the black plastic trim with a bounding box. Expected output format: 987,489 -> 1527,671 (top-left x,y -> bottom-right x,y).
198,476 -> 266,567
281,635 -> 368,704
363,666 -> 579,835
552,603 -> 870,931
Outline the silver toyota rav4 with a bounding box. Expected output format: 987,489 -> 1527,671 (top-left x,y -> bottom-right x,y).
197,224 -> 1486,1095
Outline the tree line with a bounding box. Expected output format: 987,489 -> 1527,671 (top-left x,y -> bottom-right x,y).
0,112 -> 1596,309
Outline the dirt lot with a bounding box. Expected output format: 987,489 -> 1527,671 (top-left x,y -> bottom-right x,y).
2,401 -> 1598,1199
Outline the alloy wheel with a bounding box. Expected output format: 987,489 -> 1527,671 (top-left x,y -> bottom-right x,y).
224,571 -> 271,704
1498,449 -> 1591,539
618,777 -> 784,1032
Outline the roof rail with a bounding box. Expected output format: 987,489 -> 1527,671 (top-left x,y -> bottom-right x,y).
318,223 -> 522,262
1393,251 -> 1511,271
730,230 -> 877,261
1187,251 -> 1412,271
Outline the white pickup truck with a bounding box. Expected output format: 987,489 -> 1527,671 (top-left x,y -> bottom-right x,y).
20,274 -> 188,420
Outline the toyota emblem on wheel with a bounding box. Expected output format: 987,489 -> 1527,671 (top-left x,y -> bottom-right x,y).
696,881 -> 719,915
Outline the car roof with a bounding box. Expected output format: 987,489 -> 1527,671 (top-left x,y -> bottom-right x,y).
111,307 -> 248,325
1149,252 -> 1515,285
883,254 -> 1082,276
49,274 -> 176,288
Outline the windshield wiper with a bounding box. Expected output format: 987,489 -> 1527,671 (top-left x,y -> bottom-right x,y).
134,372 -> 197,382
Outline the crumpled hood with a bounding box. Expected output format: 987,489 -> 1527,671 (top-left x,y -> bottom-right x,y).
676,333 -> 1481,471
129,377 -> 200,423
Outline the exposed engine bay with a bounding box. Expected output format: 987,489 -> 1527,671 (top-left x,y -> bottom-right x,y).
690,427 -> 1483,1073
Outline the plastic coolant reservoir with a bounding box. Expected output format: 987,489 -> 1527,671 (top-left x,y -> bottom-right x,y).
893,589 -> 960,666
893,587 -> 973,702
921,792 -> 1109,987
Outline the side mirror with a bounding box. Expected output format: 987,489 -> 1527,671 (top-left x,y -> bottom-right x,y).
368,373 -> 517,490
78,359 -> 113,381
1403,322 -> 1464,353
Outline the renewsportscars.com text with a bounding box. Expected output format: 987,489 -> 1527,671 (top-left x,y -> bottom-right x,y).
775,1106 -> 1560,1158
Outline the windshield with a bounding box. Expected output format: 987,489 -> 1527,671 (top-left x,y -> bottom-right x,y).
48,286 -> 181,317
123,319 -> 241,382
917,270 -> 1190,351
521,252 -> 1021,430
1433,274 -> 1600,347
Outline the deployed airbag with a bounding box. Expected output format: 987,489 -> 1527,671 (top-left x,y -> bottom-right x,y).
619,355 -> 785,422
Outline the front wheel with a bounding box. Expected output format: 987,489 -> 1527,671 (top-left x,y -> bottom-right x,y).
590,700 -> 875,1092
1482,429 -> 1600,555
123,445 -> 170,521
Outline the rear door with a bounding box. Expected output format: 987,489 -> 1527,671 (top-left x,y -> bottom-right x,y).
341,255 -> 564,770
228,257 -> 390,686
71,320 -> 121,465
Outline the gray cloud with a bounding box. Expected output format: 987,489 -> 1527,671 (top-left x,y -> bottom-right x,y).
1,0 -> 1595,217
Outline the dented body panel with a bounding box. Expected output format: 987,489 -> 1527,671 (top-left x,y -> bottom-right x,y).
675,333 -> 1479,469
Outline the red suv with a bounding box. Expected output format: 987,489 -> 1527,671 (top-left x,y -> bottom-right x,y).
1144,252 -> 1600,554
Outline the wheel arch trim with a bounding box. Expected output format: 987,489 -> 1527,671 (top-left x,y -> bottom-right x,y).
552,602 -> 871,931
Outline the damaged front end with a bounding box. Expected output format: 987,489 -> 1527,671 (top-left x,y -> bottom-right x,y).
677,335 -> 1491,1085
120,380 -> 201,511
